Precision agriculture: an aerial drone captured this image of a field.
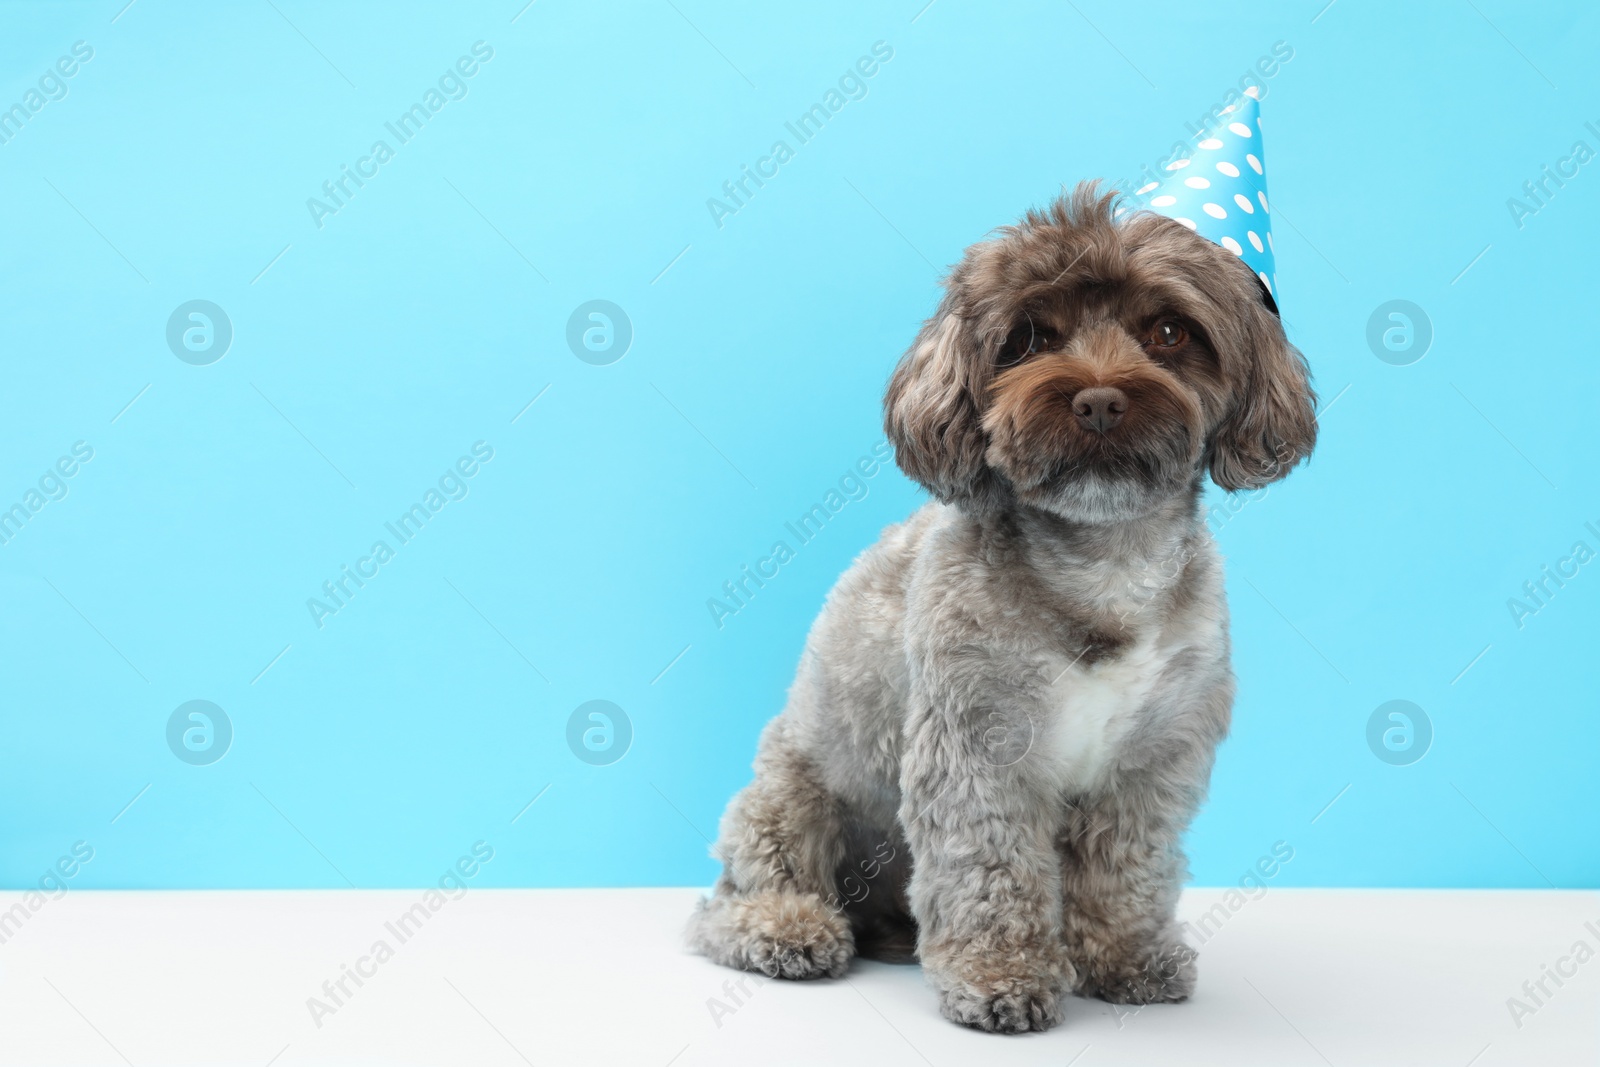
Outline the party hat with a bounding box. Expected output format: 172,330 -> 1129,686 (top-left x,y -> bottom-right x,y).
1126,91 -> 1278,306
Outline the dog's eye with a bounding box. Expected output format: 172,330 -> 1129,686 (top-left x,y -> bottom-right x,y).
1145,321 -> 1188,352
999,322 -> 1056,367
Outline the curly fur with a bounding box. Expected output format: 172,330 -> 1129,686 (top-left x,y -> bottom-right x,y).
687,182 -> 1316,1033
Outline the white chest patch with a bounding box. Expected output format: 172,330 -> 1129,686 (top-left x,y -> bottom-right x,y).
1039,635 -> 1169,793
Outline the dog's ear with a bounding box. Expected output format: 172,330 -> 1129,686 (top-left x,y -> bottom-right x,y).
1208,304 -> 1317,491
883,303 -> 992,503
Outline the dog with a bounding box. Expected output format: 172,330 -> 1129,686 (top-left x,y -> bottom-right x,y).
687,182 -> 1316,1033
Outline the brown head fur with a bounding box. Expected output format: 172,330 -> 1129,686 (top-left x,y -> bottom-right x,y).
884,182 -> 1316,520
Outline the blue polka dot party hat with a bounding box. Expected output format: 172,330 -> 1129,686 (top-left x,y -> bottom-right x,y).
1126,90 -> 1277,305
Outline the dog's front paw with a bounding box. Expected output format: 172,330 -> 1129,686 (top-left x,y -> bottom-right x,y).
745,919 -> 853,980
694,890 -> 854,980
938,982 -> 1065,1034
1077,941 -> 1196,1004
927,956 -> 1070,1034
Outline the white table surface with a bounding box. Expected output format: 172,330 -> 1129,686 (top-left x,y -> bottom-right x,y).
0,887 -> 1593,1065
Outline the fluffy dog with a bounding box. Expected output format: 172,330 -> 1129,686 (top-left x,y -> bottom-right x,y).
687,183 -> 1316,1033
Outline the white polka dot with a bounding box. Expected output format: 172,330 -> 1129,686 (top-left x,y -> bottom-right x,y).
1258,271 -> 1272,294
1246,153 -> 1263,174
1247,230 -> 1264,252
1220,103 -> 1237,115
1221,236 -> 1243,255
1216,161 -> 1240,177
1199,137 -> 1223,150
1244,85 -> 1261,99
1258,191 -> 1270,212
1228,122 -> 1252,138
1233,193 -> 1254,213
1267,232 -> 1275,253
1184,176 -> 1210,189
1174,217 -> 1197,230
1113,207 -> 1126,217
1136,181 -> 1158,195
1203,202 -> 1227,219
1165,158 -> 1191,171
1150,194 -> 1177,207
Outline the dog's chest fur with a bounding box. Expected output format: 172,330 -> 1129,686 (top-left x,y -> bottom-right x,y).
1030,549 -> 1210,794
1038,635 -> 1165,792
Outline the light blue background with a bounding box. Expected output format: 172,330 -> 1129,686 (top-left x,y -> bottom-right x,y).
1,0 -> 1596,891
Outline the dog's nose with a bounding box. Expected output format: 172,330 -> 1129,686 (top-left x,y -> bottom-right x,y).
1072,387 -> 1128,434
